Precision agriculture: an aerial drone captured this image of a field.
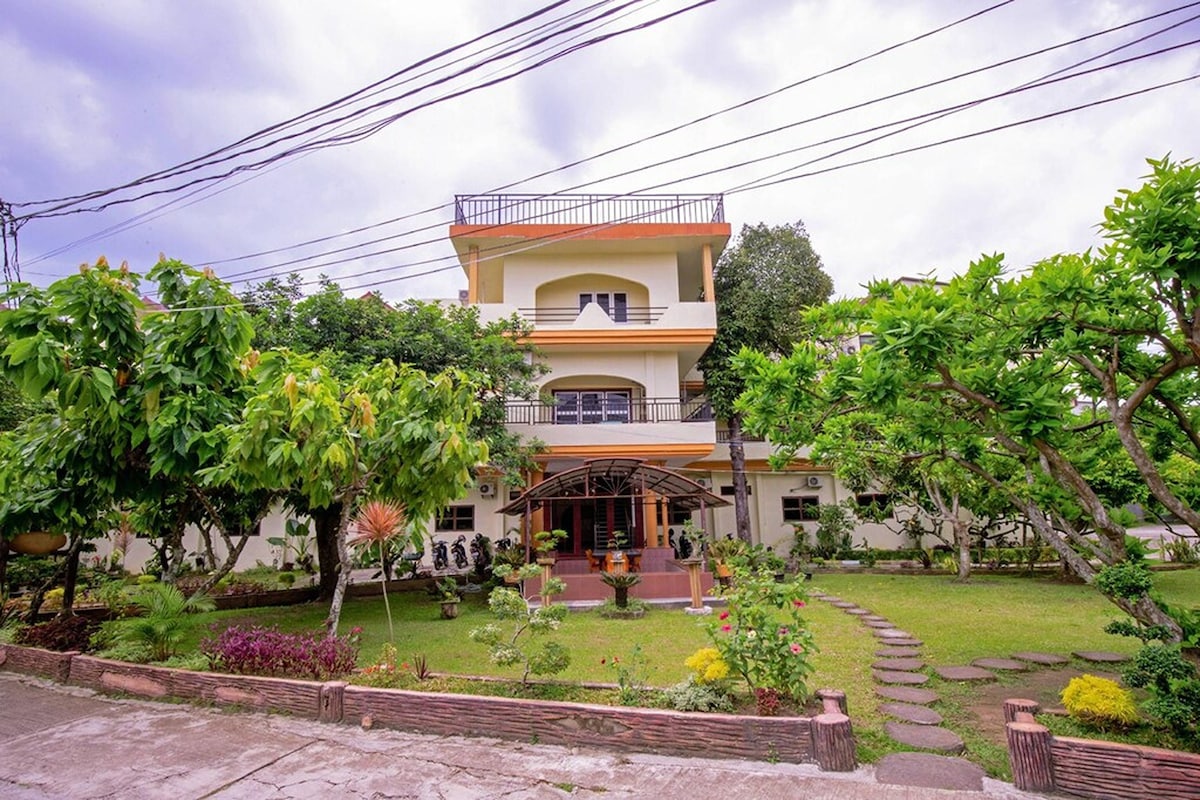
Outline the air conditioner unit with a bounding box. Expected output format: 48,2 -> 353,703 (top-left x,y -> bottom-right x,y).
696,477 -> 712,489
478,482 -> 496,497
806,475 -> 823,488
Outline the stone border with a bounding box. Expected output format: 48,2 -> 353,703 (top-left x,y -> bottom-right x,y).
0,644 -> 857,771
1004,698 -> 1200,800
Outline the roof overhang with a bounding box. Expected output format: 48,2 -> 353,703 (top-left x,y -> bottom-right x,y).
498,457 -> 730,514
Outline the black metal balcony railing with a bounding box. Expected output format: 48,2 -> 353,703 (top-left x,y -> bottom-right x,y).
716,428 -> 766,443
506,397 -> 714,426
454,193 -> 725,226
518,306 -> 666,325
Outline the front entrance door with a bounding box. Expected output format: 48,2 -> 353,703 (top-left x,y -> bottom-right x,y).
549,497 -> 642,555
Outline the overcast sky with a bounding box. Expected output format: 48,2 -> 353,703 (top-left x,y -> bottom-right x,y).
1,0 -> 1197,303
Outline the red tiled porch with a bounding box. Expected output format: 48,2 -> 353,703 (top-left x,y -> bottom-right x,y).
522,547 -> 715,603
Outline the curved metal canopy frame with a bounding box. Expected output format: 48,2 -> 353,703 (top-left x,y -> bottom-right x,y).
497,457 -> 730,515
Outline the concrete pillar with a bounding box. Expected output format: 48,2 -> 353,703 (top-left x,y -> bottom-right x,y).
467,246 -> 480,303
702,243 -> 715,303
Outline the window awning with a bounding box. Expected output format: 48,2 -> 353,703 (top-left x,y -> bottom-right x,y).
497,457 -> 730,514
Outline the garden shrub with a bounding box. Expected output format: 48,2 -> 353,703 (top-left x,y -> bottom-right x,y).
1095,561 -> 1154,600
13,615 -> 100,652
1123,644 -> 1200,743
201,625 -> 361,680
1164,538 -> 1199,564
684,647 -> 730,684
113,583 -> 215,662
469,584 -> 570,686
707,569 -> 815,715
1060,674 -> 1139,730
662,675 -> 735,713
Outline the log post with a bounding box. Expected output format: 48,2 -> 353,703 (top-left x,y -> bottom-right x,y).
813,712 -> 856,771
319,680 -> 347,723
1006,719 -> 1055,793
1003,698 -> 1040,723
817,688 -> 848,715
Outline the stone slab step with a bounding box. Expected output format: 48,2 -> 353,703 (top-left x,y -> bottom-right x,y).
871,658 -> 925,672
876,685 -> 939,705
876,647 -> 922,658
934,665 -> 997,682
874,670 -> 930,685
830,601 -> 857,608
972,657 -> 1027,671
844,608 -> 871,615
1073,650 -> 1129,663
874,752 -> 984,791
884,722 -> 965,755
879,638 -> 923,648
864,620 -> 895,629
875,629 -> 915,640
879,702 -> 943,726
1012,651 -> 1069,666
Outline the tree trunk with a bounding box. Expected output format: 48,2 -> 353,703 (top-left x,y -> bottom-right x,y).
312,504 -> 342,602
727,414 -> 752,542
192,533 -> 253,598
953,518 -> 972,583
324,499 -> 356,635
57,536 -> 86,617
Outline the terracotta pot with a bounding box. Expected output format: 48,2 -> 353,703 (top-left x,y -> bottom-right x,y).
715,562 -> 733,578
9,532 -> 68,556
536,557 -> 556,567
503,573 -> 522,585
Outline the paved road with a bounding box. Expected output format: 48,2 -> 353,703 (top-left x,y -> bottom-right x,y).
0,673 -> 1043,800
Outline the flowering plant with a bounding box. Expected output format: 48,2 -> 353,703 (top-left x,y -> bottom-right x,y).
469,585 -> 570,685
602,644 -> 649,705
706,568 -> 815,713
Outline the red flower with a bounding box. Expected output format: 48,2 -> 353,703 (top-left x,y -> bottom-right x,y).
793,600 -> 806,608
719,611 -> 730,620
721,624 -> 732,632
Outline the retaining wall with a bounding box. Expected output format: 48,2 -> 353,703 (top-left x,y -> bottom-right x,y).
0,644 -> 856,771
1004,698 -> 1200,800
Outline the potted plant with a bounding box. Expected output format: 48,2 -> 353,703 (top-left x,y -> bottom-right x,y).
707,536 -> 747,584
436,577 -> 462,619
533,528 -> 567,565
600,571 -> 642,609
492,542 -> 528,584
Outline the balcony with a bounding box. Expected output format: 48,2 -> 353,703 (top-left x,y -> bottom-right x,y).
519,305 -> 665,325
454,193 -> 724,226
506,396 -> 713,426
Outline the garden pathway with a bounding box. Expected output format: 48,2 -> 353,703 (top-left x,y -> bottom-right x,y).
811,589 -> 1130,794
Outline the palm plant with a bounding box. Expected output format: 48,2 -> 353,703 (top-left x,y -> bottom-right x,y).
600,571 -> 642,608
119,582 -> 216,662
350,500 -> 407,642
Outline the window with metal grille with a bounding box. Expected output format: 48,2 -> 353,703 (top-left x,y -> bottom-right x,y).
435,505 -> 476,531
782,496 -> 820,522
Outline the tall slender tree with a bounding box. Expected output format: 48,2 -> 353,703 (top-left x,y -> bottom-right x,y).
699,221 -> 832,541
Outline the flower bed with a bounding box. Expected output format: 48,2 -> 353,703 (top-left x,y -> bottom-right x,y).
0,642 -> 856,771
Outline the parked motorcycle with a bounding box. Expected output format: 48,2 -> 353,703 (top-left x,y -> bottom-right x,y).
470,532 -> 492,573
451,534 -> 470,570
432,539 -> 450,571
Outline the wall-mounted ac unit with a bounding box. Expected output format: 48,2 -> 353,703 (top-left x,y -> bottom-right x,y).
696,477 -> 712,489
478,482 -> 496,497
806,475 -> 823,488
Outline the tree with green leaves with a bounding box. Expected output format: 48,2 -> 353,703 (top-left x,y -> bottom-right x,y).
736,158 -> 1200,638
0,258 -> 274,613
241,276 -> 544,599
201,350 -> 488,633
698,221 -> 833,541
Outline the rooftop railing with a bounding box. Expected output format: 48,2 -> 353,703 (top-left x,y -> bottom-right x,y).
454,193 -> 724,226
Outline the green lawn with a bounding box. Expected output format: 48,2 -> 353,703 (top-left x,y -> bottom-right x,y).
175,567 -> 1198,775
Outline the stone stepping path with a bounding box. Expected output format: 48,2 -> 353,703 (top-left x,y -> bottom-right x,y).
812,589 -> 1104,785
873,669 -> 930,685
876,685 -> 939,705
884,722 -> 965,754
871,658 -> 925,672
875,753 -> 984,791
972,657 -> 1027,671
1074,650 -> 1129,663
933,665 -> 997,682
874,628 -> 915,640
879,702 -> 943,726
1012,651 -> 1069,666
875,646 -> 921,658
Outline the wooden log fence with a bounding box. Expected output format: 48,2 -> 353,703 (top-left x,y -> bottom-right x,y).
1,644 -> 857,771
1005,698 -> 1200,800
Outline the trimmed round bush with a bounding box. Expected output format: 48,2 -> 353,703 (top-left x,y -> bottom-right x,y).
1061,674 -> 1139,730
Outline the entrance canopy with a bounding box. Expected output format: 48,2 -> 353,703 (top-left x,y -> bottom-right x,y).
498,457 -> 730,514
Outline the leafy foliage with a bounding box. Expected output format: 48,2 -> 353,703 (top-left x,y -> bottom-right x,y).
201,624 -> 361,680
707,570 -> 815,704
13,615 -> 99,652
1060,674 -> 1139,730
469,586 -> 570,685
114,582 -> 216,662
662,675 -> 735,713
